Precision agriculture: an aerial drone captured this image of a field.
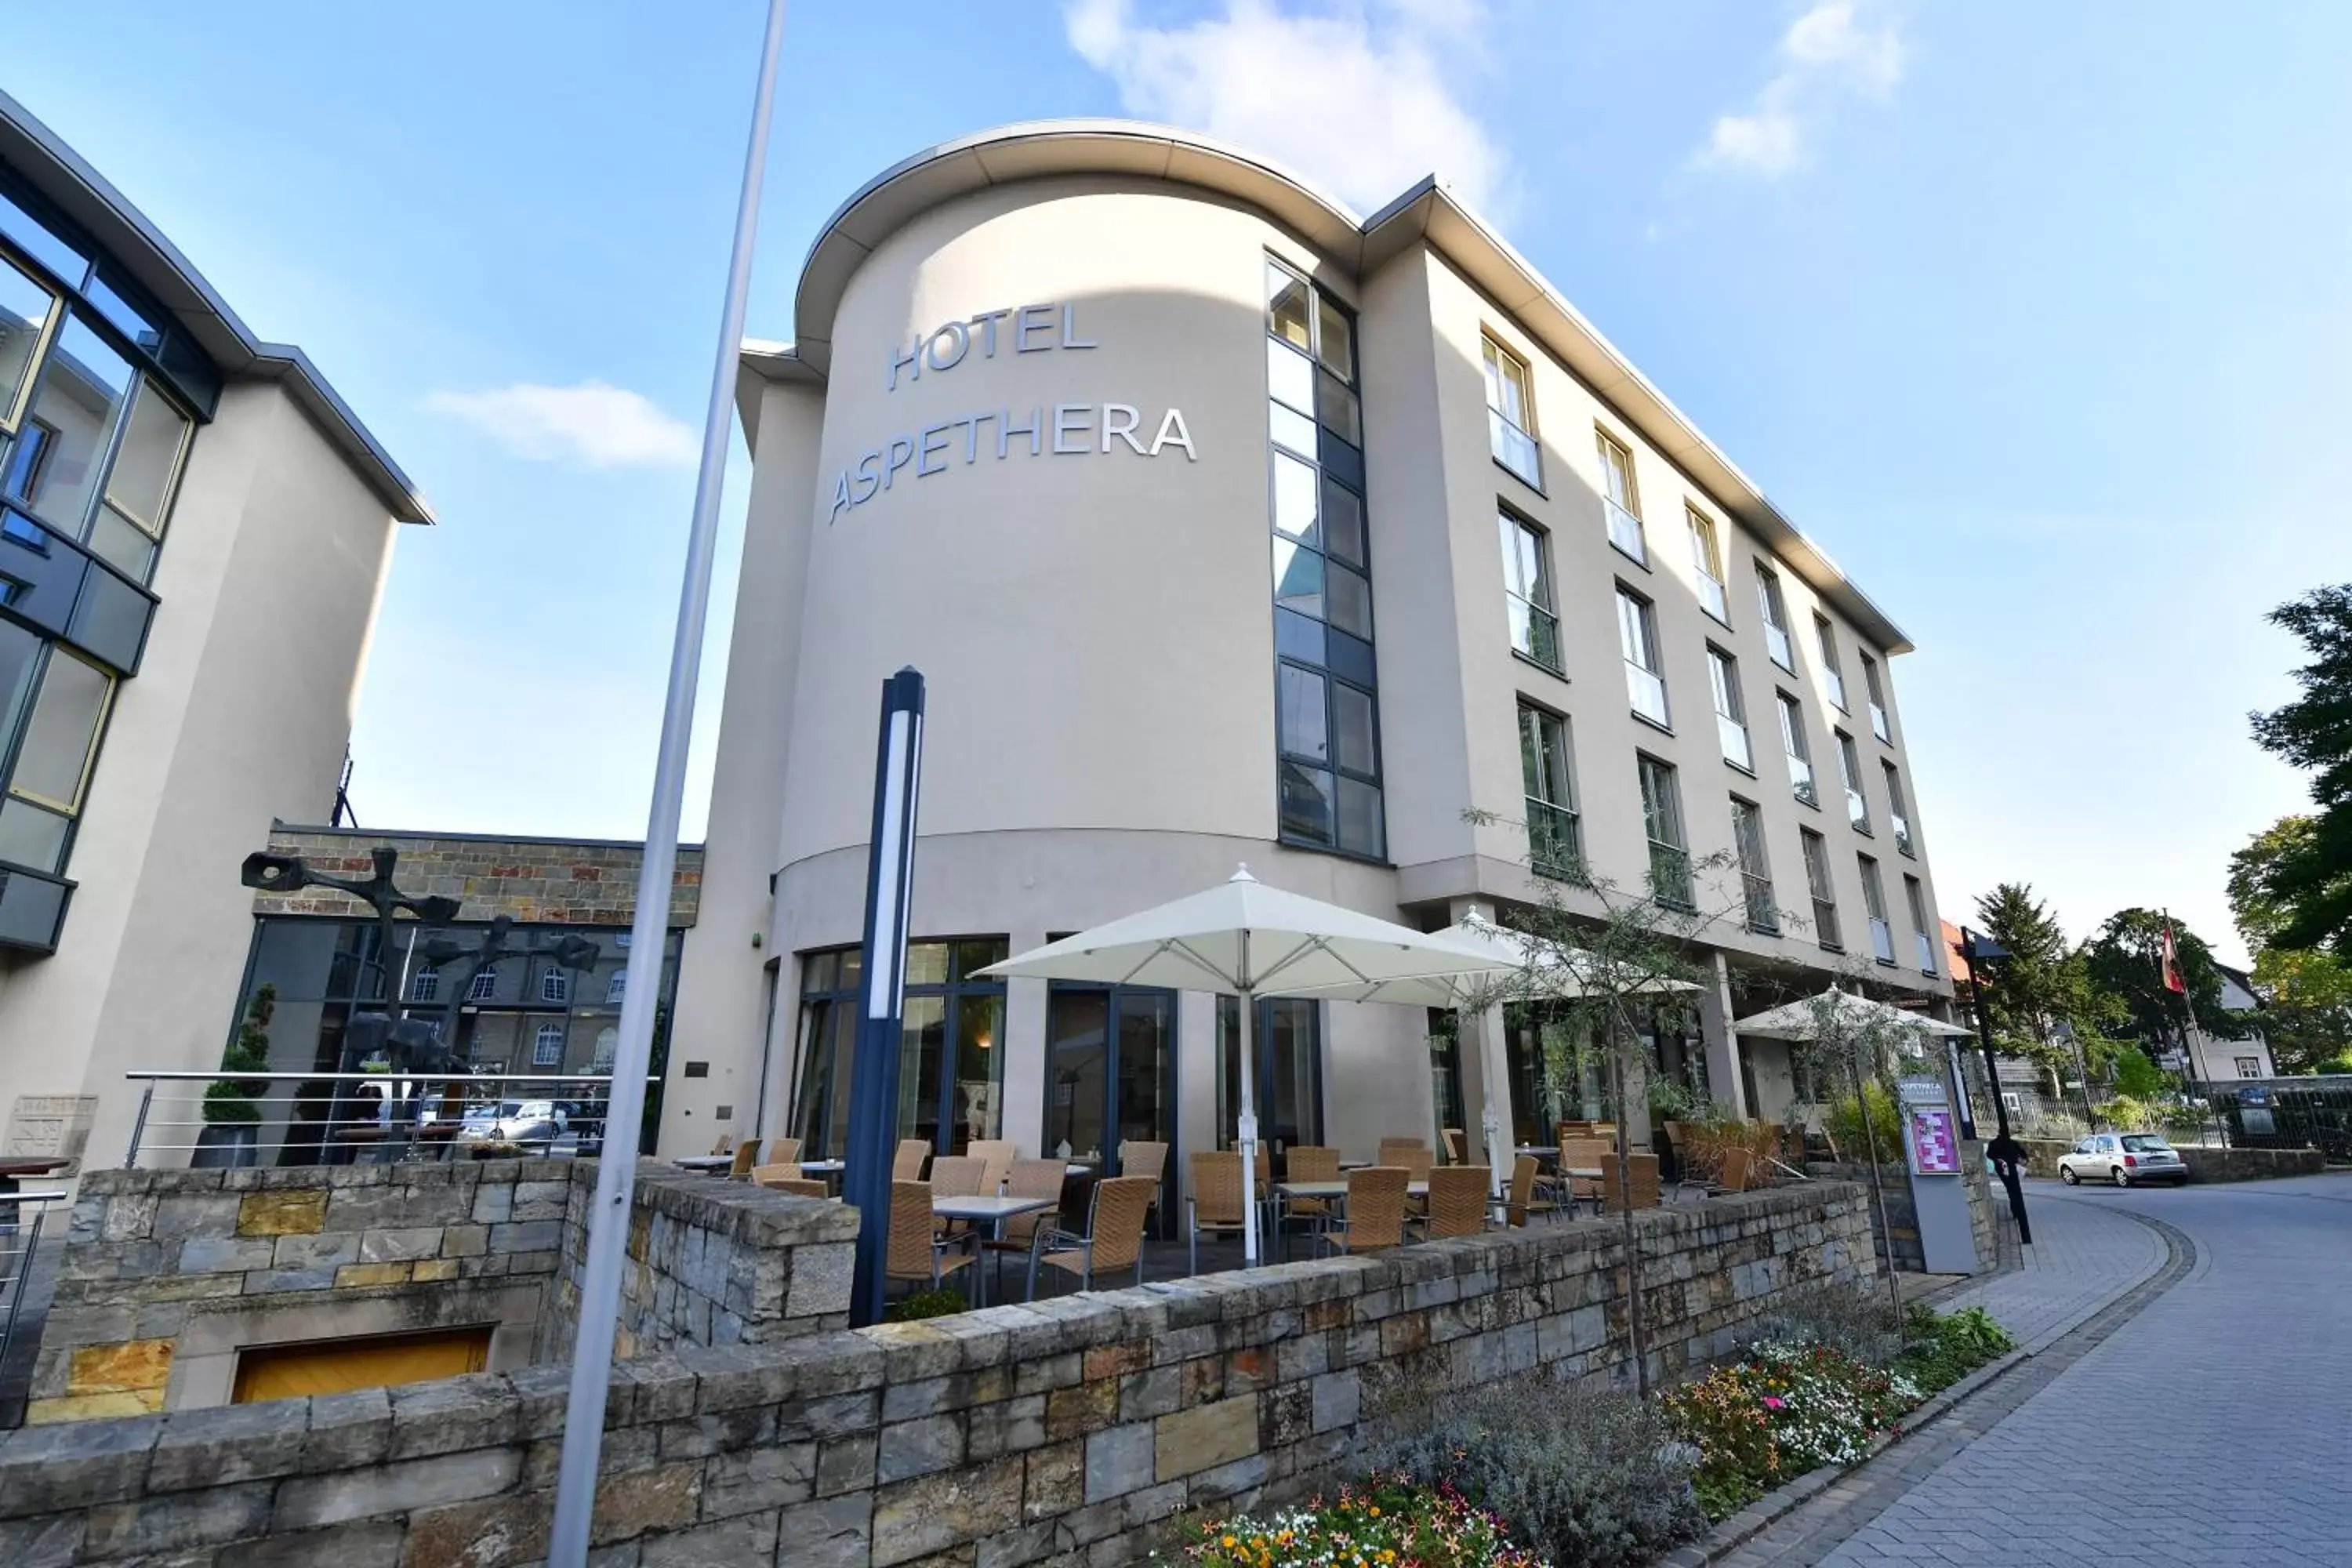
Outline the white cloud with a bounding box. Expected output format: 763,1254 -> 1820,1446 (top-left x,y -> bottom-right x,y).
1699,1 -> 1904,178
1064,0 -> 1508,216
425,381 -> 699,469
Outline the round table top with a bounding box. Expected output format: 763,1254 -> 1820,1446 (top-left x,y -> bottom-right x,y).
0,1156 -> 74,1178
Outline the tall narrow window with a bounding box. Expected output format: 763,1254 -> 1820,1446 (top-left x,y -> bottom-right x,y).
1268,259 -> 1383,859
1816,617 -> 1848,711
540,968 -> 569,1004
1883,762 -> 1914,855
1756,561 -> 1795,671
1597,429 -> 1646,562
1687,506 -> 1728,622
1801,829 -> 1840,951
1860,855 -> 1895,965
1483,336 -> 1541,488
606,968 -> 627,1004
1497,509 -> 1560,670
1732,797 -> 1778,934
1861,653 -> 1892,743
0,646 -> 113,876
410,964 -> 440,1003
468,965 -> 499,1003
1836,731 -> 1869,832
1637,756 -> 1692,908
1618,586 -> 1669,727
1708,646 -> 1751,770
1777,691 -> 1817,806
1904,874 -> 1935,974
532,1023 -> 565,1068
1519,702 -> 1581,880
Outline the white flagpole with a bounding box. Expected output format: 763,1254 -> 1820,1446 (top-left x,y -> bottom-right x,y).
546,2 -> 788,1559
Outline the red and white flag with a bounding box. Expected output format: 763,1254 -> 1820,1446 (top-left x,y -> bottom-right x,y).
2161,922 -> 2187,994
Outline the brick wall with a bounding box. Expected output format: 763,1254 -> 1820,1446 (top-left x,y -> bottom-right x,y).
0,1182 -> 1875,1567
249,826 -> 702,928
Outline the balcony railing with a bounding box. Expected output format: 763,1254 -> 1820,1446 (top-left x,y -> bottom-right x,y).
118,1070 -> 659,1169
1742,873 -> 1780,935
1489,408 -> 1542,489
1648,843 -> 1694,909
1825,667 -> 1848,712
1765,621 -> 1794,670
1915,928 -> 1938,974
1627,662 -> 1669,727
1509,598 -> 1561,670
1526,797 -> 1584,882
1789,754 -> 1817,806
1846,786 -> 1869,831
1,1188 -> 67,1381
1870,702 -> 1891,744
1697,572 -> 1729,622
1604,498 -> 1646,562
1892,812 -> 1914,856
1718,713 -> 1752,771
0,861 -> 74,955
1870,916 -> 1896,965
1813,898 -> 1842,951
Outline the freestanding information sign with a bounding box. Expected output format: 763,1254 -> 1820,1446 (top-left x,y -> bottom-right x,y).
1898,1076 -> 1980,1273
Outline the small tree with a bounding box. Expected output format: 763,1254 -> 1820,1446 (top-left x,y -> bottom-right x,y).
205,983 -> 276,1125
2111,1045 -> 2167,1099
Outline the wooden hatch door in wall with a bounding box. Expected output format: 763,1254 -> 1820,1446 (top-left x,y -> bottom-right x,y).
230,1324 -> 492,1404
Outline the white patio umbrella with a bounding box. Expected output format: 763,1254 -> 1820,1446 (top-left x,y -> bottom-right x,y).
1732,989 -> 1973,1043
978,866 -> 1521,1264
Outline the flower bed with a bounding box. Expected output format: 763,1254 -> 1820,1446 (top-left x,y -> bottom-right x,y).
1165,1475 -> 1548,1568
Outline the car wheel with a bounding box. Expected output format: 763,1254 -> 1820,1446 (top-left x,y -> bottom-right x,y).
2060,1165 -> 2079,1185
2111,1167 -> 2130,1187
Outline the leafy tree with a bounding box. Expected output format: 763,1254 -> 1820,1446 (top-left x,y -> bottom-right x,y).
2110,1046 -> 2166,1098
2082,909 -> 2244,1050
2226,815 -> 2352,1073
1969,884 -> 2117,1086
2245,586 -> 2352,951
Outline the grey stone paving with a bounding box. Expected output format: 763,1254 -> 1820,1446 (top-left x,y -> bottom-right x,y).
1761,1175 -> 2352,1567
1924,1180 -> 2166,1351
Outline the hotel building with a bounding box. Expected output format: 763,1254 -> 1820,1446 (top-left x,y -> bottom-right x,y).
0,89 -> 428,1171
666,122 -> 1954,1183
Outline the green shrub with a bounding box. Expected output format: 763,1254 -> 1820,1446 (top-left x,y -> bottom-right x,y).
1824,1080 -> 1902,1160
1661,1344 -> 1919,1521
1893,1305 -> 2014,1395
884,1287 -> 968,1323
1742,1282 -> 1902,1368
1377,1375 -> 1706,1567
204,984 -> 276,1126
1167,1474 -> 1542,1568
2111,1047 -> 2167,1098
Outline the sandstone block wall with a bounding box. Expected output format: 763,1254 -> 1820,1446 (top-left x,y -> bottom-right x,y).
0,1183 -> 1875,1567
249,827 -> 702,928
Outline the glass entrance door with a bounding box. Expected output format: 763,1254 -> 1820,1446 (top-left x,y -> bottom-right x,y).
1216,996 -> 1323,1154
1044,985 -> 1178,1174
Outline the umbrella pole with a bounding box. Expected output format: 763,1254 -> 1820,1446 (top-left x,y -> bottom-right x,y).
1238,979 -> 1260,1266
1474,1004 -> 1509,1204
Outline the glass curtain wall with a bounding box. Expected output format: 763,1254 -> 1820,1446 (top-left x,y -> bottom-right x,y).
790,938 -> 1008,1159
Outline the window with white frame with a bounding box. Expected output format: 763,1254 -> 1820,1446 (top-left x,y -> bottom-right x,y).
1884,761 -> 1914,855
1618,586 -> 1669,727
1756,561 -> 1795,671
410,964 -> 439,1003
467,965 -> 498,1002
1861,652 -> 1892,743
1482,336 -> 1541,488
1904,874 -> 1935,974
1687,506 -> 1728,622
2235,1057 -> 2260,1079
1837,731 -> 1869,832
606,968 -> 626,1005
1860,854 -> 1895,964
532,1023 -> 564,1067
1708,646 -> 1751,770
1519,702 -> 1581,880
1597,428 -> 1646,562
1802,829 -> 1841,951
1778,691 -> 1817,806
540,967 -> 569,1004
1816,616 -> 1848,711
1497,509 -> 1561,670
1637,754 -> 1692,908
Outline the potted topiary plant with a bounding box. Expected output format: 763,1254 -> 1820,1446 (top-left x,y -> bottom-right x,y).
193,983 -> 274,1167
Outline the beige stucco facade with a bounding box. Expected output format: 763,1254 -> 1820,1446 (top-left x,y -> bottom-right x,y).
668,123 -> 1955,1183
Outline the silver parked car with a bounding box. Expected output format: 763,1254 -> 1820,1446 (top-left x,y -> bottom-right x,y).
2058,1132 -> 2187,1187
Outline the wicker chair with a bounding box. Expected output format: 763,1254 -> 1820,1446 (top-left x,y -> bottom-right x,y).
1032,1174 -> 1156,1295
1418,1165 -> 1490,1239
1560,1136 -> 1613,1213
886,1179 -> 975,1294
728,1138 -> 764,1180
929,1156 -> 985,1197
892,1138 -> 931,1181
1717,1146 -> 1755,1194
753,1172 -> 831,1199
765,1136 -> 803,1168
1440,1127 -> 1465,1164
1319,1166 -> 1408,1254
967,1139 -> 1018,1194
1377,1138 -> 1434,1178
709,1134 -> 735,1156
1507,1154 -> 1562,1226
1118,1139 -> 1169,1225
982,1158 -> 1075,1292
1601,1152 -> 1662,1212
1280,1145 -> 1342,1242
1186,1151 -> 1249,1273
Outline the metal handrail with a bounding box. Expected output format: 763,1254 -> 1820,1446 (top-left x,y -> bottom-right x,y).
2,1189 -> 67,1379
123,1071 -> 660,1083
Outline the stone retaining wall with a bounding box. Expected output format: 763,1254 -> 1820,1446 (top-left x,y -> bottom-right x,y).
2017,1138 -> 2326,1181
1807,1142 -> 1997,1273
0,1182 -> 1875,1567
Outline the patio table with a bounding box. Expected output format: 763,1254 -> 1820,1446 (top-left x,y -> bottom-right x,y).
1271,1179 -> 1428,1259
670,1155 -> 735,1174
932,1193 -> 1058,1305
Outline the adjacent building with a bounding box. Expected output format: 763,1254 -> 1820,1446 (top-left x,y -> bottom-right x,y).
666,122 -> 1955,1179
0,90 -> 429,1174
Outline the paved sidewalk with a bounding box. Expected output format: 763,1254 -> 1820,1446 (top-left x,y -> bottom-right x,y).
1925,1180 -> 2166,1350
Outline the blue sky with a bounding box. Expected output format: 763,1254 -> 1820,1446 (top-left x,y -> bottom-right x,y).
11,2 -> 2349,960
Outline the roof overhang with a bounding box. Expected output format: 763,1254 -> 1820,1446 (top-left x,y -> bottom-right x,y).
761,118 -> 1913,654
0,87 -> 433,525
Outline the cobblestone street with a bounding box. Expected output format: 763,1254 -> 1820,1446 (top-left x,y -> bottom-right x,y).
1736,1176 -> 2352,1566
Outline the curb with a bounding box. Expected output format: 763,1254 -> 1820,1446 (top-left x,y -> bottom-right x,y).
1660,1202 -> 2196,1567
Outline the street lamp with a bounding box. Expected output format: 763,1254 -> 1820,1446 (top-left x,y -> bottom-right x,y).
1959,927 -> 2031,1246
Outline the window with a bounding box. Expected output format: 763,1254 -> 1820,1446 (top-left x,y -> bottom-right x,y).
1777,692 -> 1817,806
1,253 -> 60,434
1267,259 -> 1383,860
1596,429 -> 1645,562
1904,875 -> 1935,974
795,939 -> 1010,1159
1687,506 -> 1728,622
1732,797 -> 1778,934
1519,702 -> 1581,880
1756,561 -> 1795,671
1837,731 -> 1869,832
1617,587 -> 1668,728
1801,829 -> 1840,950
1860,855 -> 1895,964
532,1023 -> 564,1068
410,964 -> 440,1003
1708,646 -> 1751,770
0,645 -> 113,875
468,966 -> 498,1003
540,967 -> 569,1004
1482,336 -> 1541,488
1816,617 -> 1848,711
1637,755 -> 1692,908
606,969 -> 627,1005
1497,510 -> 1560,670
1884,762 -> 1914,855
1861,652 -> 1892,743
2236,1058 -> 2261,1079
